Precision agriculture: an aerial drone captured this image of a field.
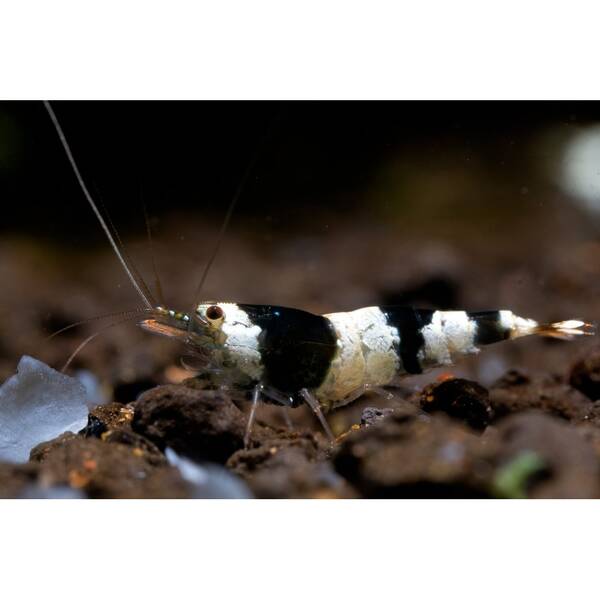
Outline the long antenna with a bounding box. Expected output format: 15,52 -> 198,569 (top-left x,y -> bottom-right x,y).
44,101 -> 153,309
45,307 -> 152,340
189,159 -> 250,305
60,313 -> 146,372
188,109 -> 282,330
92,180 -> 157,306
142,196 -> 166,306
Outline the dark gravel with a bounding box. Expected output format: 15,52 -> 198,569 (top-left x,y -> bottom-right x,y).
417,378 -> 493,430
132,384 -> 249,464
570,349 -> 600,401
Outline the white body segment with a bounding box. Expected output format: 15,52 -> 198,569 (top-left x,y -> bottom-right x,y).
420,310 -> 479,366
217,302 -> 264,382
498,310 -> 538,338
316,307 -> 400,408
315,309 -> 491,409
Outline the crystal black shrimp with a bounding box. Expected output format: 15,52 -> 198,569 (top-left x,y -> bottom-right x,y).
44,102 -> 594,444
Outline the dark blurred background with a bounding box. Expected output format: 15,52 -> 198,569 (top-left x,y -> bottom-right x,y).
2,101 -> 600,392
2,101 -> 600,238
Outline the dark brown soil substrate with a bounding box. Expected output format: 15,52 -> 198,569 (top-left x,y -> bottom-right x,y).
2,209 -> 600,498
3,366 -> 600,498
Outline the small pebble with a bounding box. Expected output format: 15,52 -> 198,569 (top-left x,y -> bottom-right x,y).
570,349 -> 600,401
419,378 -> 493,430
360,407 -> 394,427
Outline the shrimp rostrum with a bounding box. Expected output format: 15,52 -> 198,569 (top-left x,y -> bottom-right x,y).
44,101 -> 594,443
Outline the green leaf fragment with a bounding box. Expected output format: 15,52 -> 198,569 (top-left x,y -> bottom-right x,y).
492,451 -> 547,499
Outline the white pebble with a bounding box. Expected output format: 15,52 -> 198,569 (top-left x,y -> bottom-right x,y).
165,447 -> 252,499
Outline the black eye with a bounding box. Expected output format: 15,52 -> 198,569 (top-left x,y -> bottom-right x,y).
206,305 -> 224,321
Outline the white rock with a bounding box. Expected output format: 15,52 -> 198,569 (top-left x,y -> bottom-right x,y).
0,356 -> 90,463
165,447 -> 252,499
18,485 -> 85,499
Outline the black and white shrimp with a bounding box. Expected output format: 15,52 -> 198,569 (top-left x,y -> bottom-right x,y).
44,102 -> 594,443
142,303 -> 591,440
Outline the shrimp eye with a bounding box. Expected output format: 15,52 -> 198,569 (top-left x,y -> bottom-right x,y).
205,305 -> 224,321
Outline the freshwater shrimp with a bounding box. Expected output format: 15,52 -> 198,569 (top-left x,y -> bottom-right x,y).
44,101 -> 594,444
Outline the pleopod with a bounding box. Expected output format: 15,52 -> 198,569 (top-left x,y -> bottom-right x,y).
44,102 -> 594,444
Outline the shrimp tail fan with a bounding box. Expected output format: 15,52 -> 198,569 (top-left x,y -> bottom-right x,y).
533,320 -> 595,341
